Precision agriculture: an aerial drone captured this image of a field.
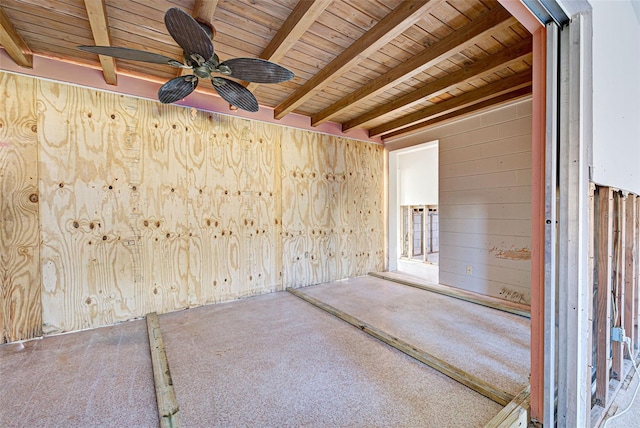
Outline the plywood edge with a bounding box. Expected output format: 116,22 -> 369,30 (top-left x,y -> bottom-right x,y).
146,312 -> 181,428
484,385 -> 530,428
287,287 -> 514,406
368,272 -> 531,318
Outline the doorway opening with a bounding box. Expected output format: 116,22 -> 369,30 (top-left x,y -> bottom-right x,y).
388,140 -> 439,283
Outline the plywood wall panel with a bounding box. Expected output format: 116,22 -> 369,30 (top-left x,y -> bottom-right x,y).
281,128 -> 325,288
327,137 -> 350,281
38,83 -> 190,334
345,141 -> 385,278
0,73 -> 41,343
2,73 -> 384,340
187,115 -> 282,304
281,129 -> 384,288
38,81 -> 111,333
130,100 -> 190,316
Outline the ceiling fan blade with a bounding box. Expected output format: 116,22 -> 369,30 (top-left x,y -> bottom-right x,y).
78,46 -> 185,67
211,77 -> 259,112
164,8 -> 214,65
158,75 -> 199,104
218,58 -> 294,83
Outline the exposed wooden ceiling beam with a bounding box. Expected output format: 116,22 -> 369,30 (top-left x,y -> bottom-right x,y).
369,71 -> 532,137
83,0 -> 116,85
343,37 -> 533,132
192,0 -> 219,32
381,86 -> 532,140
312,6 -> 515,126
246,0 -> 332,93
0,6 -> 33,68
273,0 -> 439,120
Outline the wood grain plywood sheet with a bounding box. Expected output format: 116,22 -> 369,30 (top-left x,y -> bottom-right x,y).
37,81 -> 189,334
327,136 -> 349,282
2,73 -> 385,340
187,114 -> 283,304
281,127 -> 329,288
0,73 -> 41,343
281,129 -> 384,288
346,140 -> 385,277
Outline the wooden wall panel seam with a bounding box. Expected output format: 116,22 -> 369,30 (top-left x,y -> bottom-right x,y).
2,72 -> 384,340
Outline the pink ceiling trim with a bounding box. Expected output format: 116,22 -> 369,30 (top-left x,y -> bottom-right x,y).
0,48 -> 382,145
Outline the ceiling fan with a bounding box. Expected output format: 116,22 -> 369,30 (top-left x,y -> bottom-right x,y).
78,7 -> 294,112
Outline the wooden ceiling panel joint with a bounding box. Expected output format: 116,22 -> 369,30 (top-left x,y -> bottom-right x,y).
246,0 -> 332,93
381,86 -> 532,140
273,0 -> 441,120
342,37 -> 533,131
311,6 -> 516,127
83,0 -> 117,85
369,70 -> 532,137
0,6 -> 33,68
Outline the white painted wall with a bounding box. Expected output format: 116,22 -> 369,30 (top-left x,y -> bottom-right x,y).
590,0 -> 640,194
387,99 -> 533,304
397,144 -> 438,206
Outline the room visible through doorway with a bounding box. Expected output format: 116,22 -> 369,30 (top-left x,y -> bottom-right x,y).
388,140 -> 439,283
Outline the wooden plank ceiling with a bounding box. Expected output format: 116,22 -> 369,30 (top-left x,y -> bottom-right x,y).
0,0 -> 532,140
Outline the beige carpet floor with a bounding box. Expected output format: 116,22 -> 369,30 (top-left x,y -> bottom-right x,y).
300,274 -> 530,397
0,319 -> 157,428
159,290 -> 503,427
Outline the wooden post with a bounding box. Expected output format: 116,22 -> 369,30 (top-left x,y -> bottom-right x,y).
423,206 -> 428,262
484,386 -> 531,428
146,312 -> 181,428
624,194 -> 636,358
611,192 -> 625,379
596,187 -> 613,407
407,206 -> 414,259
